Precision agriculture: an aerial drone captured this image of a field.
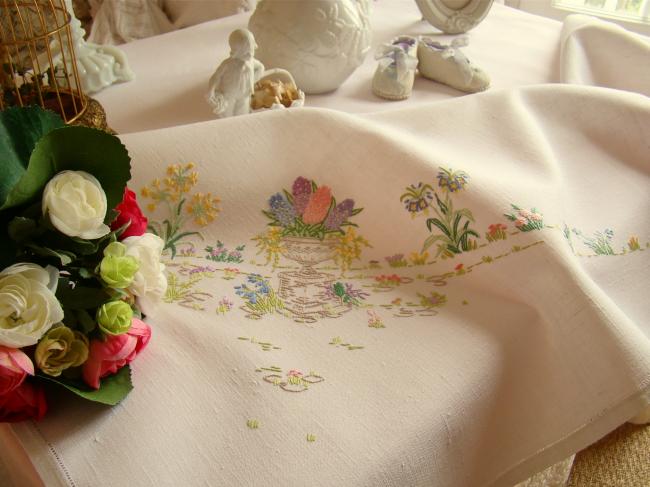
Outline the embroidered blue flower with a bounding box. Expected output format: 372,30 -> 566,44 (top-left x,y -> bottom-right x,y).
400,182 -> 434,214
269,193 -> 296,226
437,168 -> 469,193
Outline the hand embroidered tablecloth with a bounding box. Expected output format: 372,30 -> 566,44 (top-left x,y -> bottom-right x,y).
10,84 -> 650,487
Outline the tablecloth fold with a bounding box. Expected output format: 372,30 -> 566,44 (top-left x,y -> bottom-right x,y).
560,14 -> 650,96
10,84 -> 650,487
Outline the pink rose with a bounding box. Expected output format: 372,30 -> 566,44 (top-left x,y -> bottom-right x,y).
111,188 -> 148,239
0,381 -> 47,422
0,346 -> 34,396
82,318 -> 151,389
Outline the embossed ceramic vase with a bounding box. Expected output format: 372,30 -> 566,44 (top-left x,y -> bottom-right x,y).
248,0 -> 372,94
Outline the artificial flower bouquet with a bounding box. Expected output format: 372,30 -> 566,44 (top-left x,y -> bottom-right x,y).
0,106 -> 166,422
264,176 -> 362,239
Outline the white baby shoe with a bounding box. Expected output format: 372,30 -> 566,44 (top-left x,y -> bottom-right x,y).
372,35 -> 419,100
417,36 -> 490,93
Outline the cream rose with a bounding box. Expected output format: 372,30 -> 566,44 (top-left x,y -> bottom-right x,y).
123,233 -> 167,301
0,264 -> 64,348
42,170 -> 110,239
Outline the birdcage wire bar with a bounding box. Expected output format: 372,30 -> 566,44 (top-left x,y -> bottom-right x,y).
0,0 -> 87,123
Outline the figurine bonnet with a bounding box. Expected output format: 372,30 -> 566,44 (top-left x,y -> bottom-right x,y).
207,29 -> 265,118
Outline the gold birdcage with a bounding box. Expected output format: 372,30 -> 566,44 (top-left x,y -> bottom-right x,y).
0,0 -> 87,123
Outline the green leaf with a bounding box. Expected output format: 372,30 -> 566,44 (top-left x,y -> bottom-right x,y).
435,193 -> 449,215
332,282 -> 345,297
176,198 -> 185,217
282,189 -> 293,204
8,216 -> 40,242
456,208 -> 475,222
166,231 -> 201,248
422,234 -> 447,253
38,365 -> 133,405
426,218 -> 452,238
78,267 -> 94,279
0,106 -> 64,209
25,244 -> 75,265
75,309 -> 97,334
56,277 -> 111,309
1,125 -> 131,212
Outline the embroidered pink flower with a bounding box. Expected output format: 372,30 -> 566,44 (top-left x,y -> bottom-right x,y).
287,369 -> 303,377
111,188 -> 149,239
292,177 -> 312,215
529,212 -> 543,222
454,263 -> 464,271
0,346 -> 34,396
302,186 -> 332,224
82,318 -> 151,389
0,381 -> 47,423
518,209 -> 533,219
514,217 -> 527,228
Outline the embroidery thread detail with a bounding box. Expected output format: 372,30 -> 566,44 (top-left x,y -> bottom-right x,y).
421,168 -> 480,258
504,205 -> 544,232
141,163 -> 220,257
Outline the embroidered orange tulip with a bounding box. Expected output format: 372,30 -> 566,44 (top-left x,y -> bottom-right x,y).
301,186 -> 332,224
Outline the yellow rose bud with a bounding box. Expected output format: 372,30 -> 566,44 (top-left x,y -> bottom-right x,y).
97,300 -> 133,335
35,326 -> 89,377
100,242 -> 139,289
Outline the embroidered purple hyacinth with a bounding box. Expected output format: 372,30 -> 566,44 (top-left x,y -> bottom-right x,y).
324,199 -> 355,231
269,193 -> 296,226
292,176 -> 312,215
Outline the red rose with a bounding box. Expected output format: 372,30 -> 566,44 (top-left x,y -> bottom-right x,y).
111,188 -> 148,239
0,381 -> 47,422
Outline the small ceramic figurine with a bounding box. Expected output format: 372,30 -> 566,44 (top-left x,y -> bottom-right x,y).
207,29 -> 264,118
50,0 -> 135,95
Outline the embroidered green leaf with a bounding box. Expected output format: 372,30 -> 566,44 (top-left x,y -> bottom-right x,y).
246,419 -> 260,429
306,434 -> 316,442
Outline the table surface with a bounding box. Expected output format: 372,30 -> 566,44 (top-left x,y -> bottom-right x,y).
95,1 -> 563,134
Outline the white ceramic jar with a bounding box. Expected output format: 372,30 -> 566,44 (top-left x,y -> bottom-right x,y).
248,0 -> 371,94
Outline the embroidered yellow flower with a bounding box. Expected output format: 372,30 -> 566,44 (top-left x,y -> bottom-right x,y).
331,228 -> 371,273
253,227 -> 285,268
140,177 -> 178,212
186,192 -> 220,227
409,251 -> 429,266
164,163 -> 198,196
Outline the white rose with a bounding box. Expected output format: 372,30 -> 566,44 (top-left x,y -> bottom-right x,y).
42,170 -> 110,239
0,263 -> 64,348
123,233 -> 167,301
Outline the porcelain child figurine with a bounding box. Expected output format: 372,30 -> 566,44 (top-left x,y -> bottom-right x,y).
207,29 -> 265,118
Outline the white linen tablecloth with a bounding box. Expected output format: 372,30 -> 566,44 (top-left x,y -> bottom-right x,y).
9,84 -> 650,487
94,1 -> 563,134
